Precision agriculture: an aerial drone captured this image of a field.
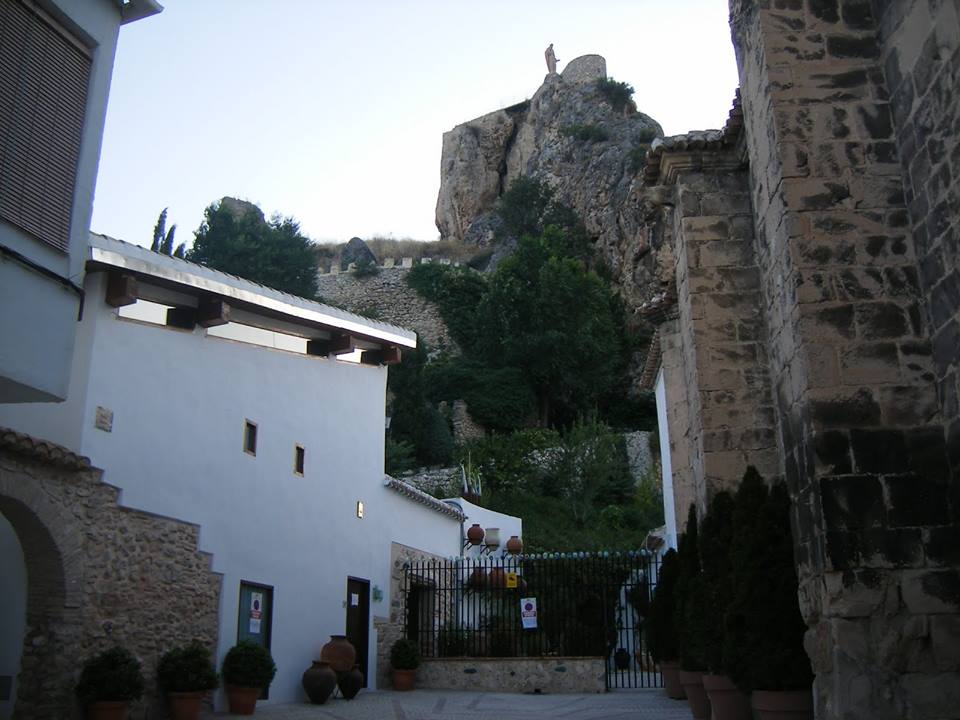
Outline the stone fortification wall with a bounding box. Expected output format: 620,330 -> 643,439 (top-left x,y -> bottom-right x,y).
316,261 -> 455,352
0,435 -> 221,719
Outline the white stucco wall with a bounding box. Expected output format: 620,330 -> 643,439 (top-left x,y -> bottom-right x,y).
0,0 -> 125,403
655,369 -> 677,550
447,497 -> 524,560
0,270 -> 462,707
0,516 -> 26,720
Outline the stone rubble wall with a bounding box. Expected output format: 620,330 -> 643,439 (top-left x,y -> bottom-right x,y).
316,264 -> 455,352
0,449 -> 221,720
729,0 -> 958,717
415,656 -> 605,694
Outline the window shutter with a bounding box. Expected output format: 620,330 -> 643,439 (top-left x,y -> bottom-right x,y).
0,0 -> 91,253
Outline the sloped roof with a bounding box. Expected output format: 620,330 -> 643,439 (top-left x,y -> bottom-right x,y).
0,426 -> 90,470
384,476 -> 466,521
88,233 -> 417,349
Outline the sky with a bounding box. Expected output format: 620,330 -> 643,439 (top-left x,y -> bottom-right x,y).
91,0 -> 741,248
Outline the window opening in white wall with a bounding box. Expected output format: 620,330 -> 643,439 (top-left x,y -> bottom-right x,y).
244,420 -> 257,456
294,445 -> 305,475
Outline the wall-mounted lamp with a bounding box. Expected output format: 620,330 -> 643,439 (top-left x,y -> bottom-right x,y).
356,501 -> 364,518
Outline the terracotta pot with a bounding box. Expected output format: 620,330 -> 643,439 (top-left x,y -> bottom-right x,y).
702,674 -> 751,720
467,523 -> 485,545
320,634 -> 356,673
614,647 -> 631,670
752,689 -> 814,720
659,660 -> 686,700
467,567 -> 487,590
337,664 -> 364,700
488,568 -> 506,588
166,691 -> 205,720
225,685 -> 260,715
678,669 -> 711,720
302,660 -> 337,704
392,668 -> 415,691
506,535 -> 523,554
85,701 -> 128,720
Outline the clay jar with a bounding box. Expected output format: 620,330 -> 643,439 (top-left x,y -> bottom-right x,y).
301,661 -> 337,704
320,635 -> 356,673
337,664 -> 364,700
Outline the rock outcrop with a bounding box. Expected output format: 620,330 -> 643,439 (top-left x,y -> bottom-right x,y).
435,54 -> 665,305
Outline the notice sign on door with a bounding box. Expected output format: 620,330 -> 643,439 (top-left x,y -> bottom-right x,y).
520,597 -> 538,630
249,592 -> 263,634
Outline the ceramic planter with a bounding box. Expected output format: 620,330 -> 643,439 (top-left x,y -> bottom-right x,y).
702,674 -> 751,720
166,691 -> 206,720
225,685 -> 260,715
337,664 -> 364,700
85,701 -> 129,720
392,668 -> 415,691
320,635 -> 356,673
752,689 -> 814,720
302,661 -> 337,704
677,669 -> 711,720
659,660 -> 686,699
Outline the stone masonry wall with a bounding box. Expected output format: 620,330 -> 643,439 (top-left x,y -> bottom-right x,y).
316,266 -> 454,352
0,443 -> 221,720
416,657 -> 605,694
730,1 -> 958,718
875,0 -> 960,490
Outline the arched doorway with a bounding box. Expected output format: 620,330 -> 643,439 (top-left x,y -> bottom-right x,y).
0,514 -> 26,720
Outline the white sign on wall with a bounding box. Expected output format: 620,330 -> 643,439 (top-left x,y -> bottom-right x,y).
520,597 -> 538,630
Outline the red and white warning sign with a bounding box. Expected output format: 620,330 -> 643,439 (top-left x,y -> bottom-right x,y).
520,597 -> 538,630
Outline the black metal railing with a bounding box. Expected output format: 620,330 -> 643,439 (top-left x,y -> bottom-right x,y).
402,551 -> 662,689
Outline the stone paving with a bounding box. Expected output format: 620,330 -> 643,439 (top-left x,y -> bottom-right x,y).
206,689 -> 691,720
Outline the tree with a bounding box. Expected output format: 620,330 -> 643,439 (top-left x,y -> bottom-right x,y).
187,198 -> 319,299
150,207 -> 186,258
475,228 -> 625,427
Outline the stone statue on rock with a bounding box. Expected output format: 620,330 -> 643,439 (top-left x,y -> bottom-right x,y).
545,43 -> 558,74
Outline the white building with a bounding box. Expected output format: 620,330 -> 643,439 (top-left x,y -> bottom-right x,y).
0,0 -> 161,404
0,233 -> 521,710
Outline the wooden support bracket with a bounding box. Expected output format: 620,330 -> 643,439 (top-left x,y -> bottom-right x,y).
306,333 -> 357,356
166,306 -> 197,330
197,298 -> 230,328
360,346 -> 402,366
105,272 -> 137,307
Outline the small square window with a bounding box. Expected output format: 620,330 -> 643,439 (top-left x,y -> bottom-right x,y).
294,445 -> 305,475
244,420 -> 257,456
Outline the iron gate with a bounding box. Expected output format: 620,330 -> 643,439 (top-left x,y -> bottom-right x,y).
402,551 -> 663,689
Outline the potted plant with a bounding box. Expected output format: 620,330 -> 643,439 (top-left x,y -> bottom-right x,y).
221,641 -> 277,715
390,637 -> 421,691
697,489 -> 751,720
645,548 -> 685,699
157,640 -> 219,720
75,646 -> 144,720
723,470 -> 814,719
675,504 -> 710,720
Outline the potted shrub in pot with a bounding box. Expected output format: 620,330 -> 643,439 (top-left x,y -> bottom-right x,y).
390,637 -> 421,691
723,474 -> 814,719
221,641 -> 277,715
75,646 -> 144,720
645,548 -> 685,699
157,640 -> 219,720
675,504 -> 710,720
697,488 -> 751,720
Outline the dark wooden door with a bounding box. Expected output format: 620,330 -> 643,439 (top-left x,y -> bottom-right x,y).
345,577 -> 370,687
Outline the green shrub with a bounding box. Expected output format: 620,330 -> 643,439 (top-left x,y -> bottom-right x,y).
697,491 -> 736,672
385,437 -> 416,475
496,175 -> 555,238
390,638 -> 421,669
405,264 -> 486,349
221,641 -> 277,689
646,548 -> 680,662
560,124 -> 610,142
675,505 -> 707,671
723,470 -> 813,692
76,647 -> 144,705
157,640 -> 219,692
352,258 -> 380,278
596,77 -> 635,113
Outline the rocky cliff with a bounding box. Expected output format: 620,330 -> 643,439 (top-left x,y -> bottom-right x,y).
434,54 -> 665,305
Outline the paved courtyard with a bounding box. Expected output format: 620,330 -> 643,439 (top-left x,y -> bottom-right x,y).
207,689 -> 691,720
